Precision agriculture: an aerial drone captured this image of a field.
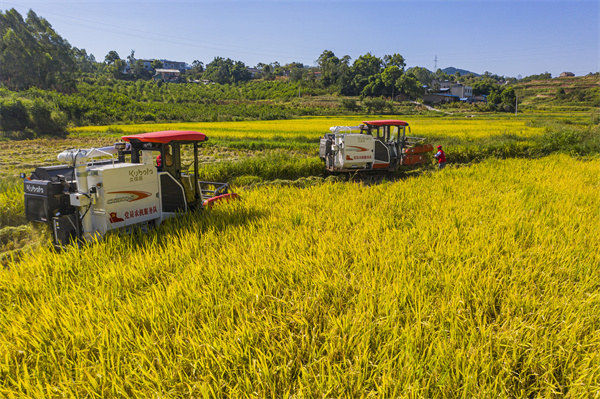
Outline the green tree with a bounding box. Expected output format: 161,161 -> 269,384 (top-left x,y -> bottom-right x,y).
341,98 -> 361,112
203,57 -> 230,83
472,78 -> 498,96
256,63 -> 274,80
132,59 -> 152,80
151,59 -> 163,70
204,57 -> 251,84
111,59 -> 126,79
396,74 -> 424,99
271,61 -> 283,76
317,50 -> 343,87
104,50 -> 120,65
0,9 -> 77,91
127,50 -> 136,66
0,27 -> 34,90
230,61 -> 251,83
350,53 -> 383,95
488,86 -> 516,112
191,60 -> 204,73
338,64 -> 354,95
500,87 -> 516,111
406,67 -> 435,86
363,97 -> 387,113
73,48 -> 97,73
24,10 -> 76,91
0,100 -> 29,132
381,65 -> 403,97
289,65 -> 305,83
521,72 -> 552,82
27,100 -> 66,136
434,68 -> 450,82
361,75 -> 385,97
184,60 -> 204,80
383,53 -> 406,69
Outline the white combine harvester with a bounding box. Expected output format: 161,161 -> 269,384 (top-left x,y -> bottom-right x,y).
319,120 -> 433,172
23,131 -> 237,248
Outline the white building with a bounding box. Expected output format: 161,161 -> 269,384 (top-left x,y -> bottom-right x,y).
153,69 -> 181,82
128,59 -> 188,72
450,84 -> 472,98
437,81 -> 473,98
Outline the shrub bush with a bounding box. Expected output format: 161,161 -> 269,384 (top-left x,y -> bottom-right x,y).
363,97 -> 387,113
341,98 -> 361,112
27,101 -> 67,137
0,100 -> 29,132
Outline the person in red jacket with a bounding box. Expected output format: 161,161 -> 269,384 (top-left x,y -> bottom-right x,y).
156,146 -> 173,170
434,145 -> 447,169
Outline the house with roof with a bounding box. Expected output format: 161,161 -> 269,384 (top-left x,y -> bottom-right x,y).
153,68 -> 182,82
424,80 -> 475,104
126,59 -> 189,73
247,67 -> 261,78
161,60 -> 188,71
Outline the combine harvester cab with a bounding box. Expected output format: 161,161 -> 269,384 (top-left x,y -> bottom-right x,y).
22,130 -> 237,248
319,120 -> 433,173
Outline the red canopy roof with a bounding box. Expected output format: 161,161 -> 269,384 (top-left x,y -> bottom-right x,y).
122,130 -> 207,144
363,120 -> 409,127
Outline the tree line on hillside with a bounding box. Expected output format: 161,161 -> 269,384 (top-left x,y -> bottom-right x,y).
0,80 -> 340,137
0,9 -> 95,92
0,8 -> 550,95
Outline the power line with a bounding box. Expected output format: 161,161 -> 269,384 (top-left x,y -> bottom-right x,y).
1,1 -> 312,62
3,1 -> 596,69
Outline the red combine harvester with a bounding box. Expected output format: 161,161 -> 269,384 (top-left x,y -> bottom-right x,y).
22,131 -> 237,248
319,120 -> 433,172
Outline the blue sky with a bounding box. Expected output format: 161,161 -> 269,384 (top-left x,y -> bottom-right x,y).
3,0 -> 598,77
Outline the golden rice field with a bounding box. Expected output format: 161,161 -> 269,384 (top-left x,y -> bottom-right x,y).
1,114 -> 554,179
71,115 -> 546,141
1,154 -> 599,397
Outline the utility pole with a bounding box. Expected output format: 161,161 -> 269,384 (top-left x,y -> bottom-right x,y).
434,55 -> 438,71
515,94 -> 518,116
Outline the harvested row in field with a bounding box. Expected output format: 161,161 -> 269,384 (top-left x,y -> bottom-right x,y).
1,115 -> 556,180
1,154 -> 599,397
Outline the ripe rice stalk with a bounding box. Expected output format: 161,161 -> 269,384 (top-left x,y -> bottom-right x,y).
0,154 -> 598,396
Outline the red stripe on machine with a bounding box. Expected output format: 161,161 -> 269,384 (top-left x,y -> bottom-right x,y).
107,190 -> 152,202
347,146 -> 369,152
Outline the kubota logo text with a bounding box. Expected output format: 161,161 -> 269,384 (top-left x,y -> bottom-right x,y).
25,184 -> 44,194
129,167 -> 154,183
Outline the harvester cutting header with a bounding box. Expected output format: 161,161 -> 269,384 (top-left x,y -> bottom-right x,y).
319,120 -> 433,172
23,131 -> 236,248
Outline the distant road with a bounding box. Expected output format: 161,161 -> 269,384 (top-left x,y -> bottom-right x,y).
410,101 -> 453,115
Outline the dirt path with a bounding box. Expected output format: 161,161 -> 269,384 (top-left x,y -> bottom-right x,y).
410,101 -> 453,115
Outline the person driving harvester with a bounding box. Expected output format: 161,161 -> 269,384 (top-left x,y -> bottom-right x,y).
156,145 -> 173,169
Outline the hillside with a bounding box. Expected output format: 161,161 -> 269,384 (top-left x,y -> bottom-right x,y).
514,75 -> 599,107
442,66 -> 480,76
